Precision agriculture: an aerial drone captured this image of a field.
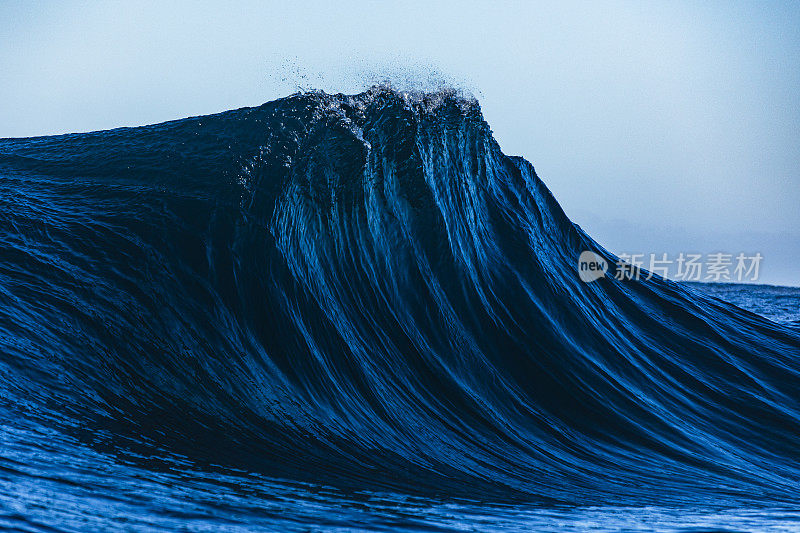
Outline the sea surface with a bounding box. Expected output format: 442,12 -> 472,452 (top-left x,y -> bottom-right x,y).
691,282 -> 800,328
1,88 -> 799,532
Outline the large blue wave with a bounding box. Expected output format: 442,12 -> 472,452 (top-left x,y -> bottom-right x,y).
1,88 -> 799,518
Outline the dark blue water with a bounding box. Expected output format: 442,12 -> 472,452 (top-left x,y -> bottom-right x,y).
2,88 -> 799,532
691,282 -> 800,328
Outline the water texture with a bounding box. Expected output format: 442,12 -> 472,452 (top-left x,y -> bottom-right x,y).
1,88 -> 799,531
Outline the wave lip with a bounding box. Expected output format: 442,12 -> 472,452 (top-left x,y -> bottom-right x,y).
1,88 -> 800,513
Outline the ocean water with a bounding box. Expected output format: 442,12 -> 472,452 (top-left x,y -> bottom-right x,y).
690,282 -> 800,328
1,88 -> 799,532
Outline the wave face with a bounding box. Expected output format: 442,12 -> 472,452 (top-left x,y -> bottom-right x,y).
2,88 -> 800,530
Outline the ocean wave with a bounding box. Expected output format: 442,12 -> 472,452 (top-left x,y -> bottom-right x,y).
1,88 -> 800,528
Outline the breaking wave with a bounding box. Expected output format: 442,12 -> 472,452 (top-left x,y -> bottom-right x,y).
1,88 -> 799,530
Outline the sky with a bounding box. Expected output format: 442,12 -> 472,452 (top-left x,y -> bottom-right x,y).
1,1 -> 798,285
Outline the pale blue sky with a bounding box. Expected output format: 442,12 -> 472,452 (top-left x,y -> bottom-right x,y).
1,1 -> 798,285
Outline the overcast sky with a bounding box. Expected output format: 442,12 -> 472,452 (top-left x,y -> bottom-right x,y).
1,1 -> 798,285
